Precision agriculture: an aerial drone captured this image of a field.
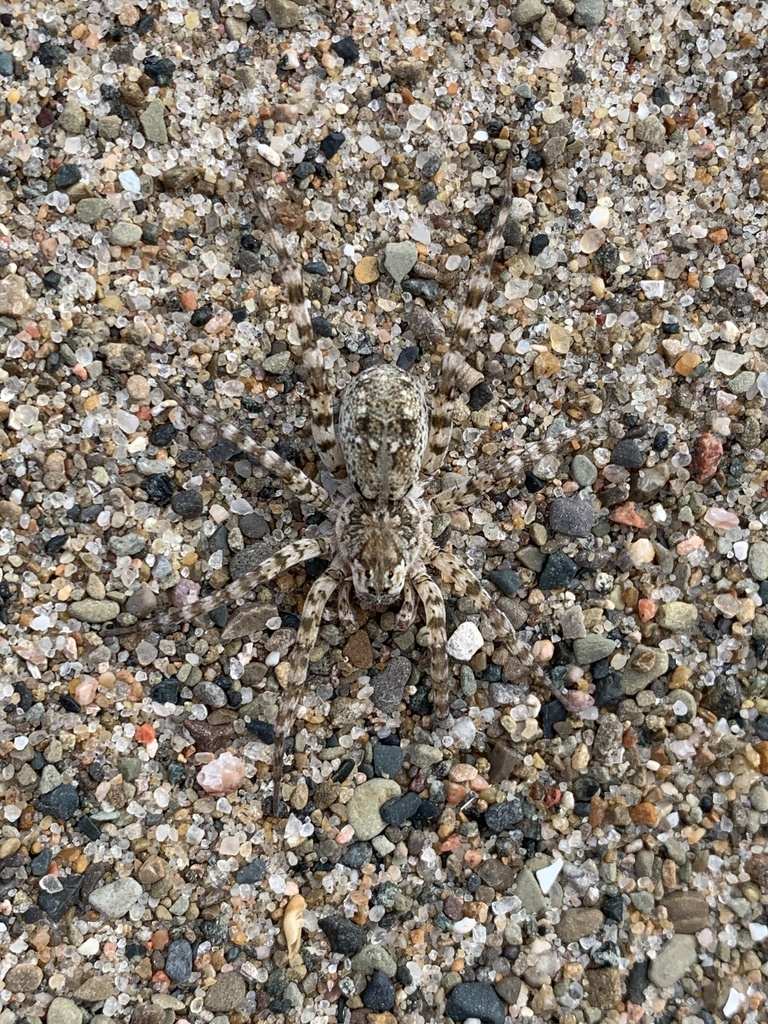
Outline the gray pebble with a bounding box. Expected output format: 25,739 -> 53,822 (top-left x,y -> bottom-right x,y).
346,779 -> 401,840
621,645 -> 668,695
47,999 -> 83,1024
445,981 -> 506,1024
193,681 -> 228,709
76,198 -> 110,224
384,241 -> 418,284
635,114 -> 667,149
572,0 -> 606,27
571,453 -> 598,487
59,100 -> 87,134
631,464 -> 670,501
573,634 -> 617,664
647,934 -> 697,988
749,541 -> 768,582
403,277 -> 439,302
69,599 -> 120,624
108,533 -> 147,557
171,489 -> 204,517
140,99 -> 168,144
88,877 -> 143,918
265,0 -> 302,28
511,0 -> 545,25
204,972 -> 247,1012
125,585 -> 158,619
165,939 -> 193,984
656,601 -> 698,631
372,656 -> 411,715
351,944 -> 397,977
262,351 -> 292,374
611,438 -> 644,468
111,222 -> 143,246
549,496 -> 595,538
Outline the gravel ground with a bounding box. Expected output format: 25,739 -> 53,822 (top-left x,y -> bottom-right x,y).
1,1 -> 768,1022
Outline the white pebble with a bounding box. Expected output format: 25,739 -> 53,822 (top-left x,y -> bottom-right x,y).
536,859 -> 563,894
119,169 -> 142,193
641,279 -> 665,298
446,621 -> 484,661
589,205 -> 611,229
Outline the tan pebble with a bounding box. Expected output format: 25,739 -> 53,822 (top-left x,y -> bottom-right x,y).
533,350 -> 561,378
0,837 -> 21,860
448,763 -> 478,783
445,782 -> 468,804
674,351 -> 701,376
571,743 -> 590,771
629,539 -> 655,565
354,255 -> 380,284
629,801 -> 660,826
283,893 -> 306,958
549,324 -> 571,354
7,88 -> 20,104
708,227 -> 728,244
179,290 -> 198,311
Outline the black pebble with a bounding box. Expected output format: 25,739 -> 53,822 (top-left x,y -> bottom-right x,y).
305,260 -> 329,276
754,716 -> 768,740
232,306 -> 248,323
524,470 -> 545,493
38,876 -> 82,922
150,679 -> 180,704
418,182 -> 438,204
190,305 -> 213,327
45,534 -> 68,555
626,960 -> 649,1003
331,36 -> 360,64
55,164 -> 81,188
396,346 -> 420,371
602,894 -> 624,922
38,784 -> 79,820
319,131 -> 345,159
246,719 -> 275,744
38,41 -> 69,68
171,490 -> 204,517
661,321 -> 679,335
484,797 -> 523,832
363,971 -> 395,1012
652,430 -> 669,452
136,14 -> 154,34
319,915 -> 366,955
611,438 -> 644,469
652,85 -> 670,107
468,381 -> 493,411
594,672 -> 623,707
340,842 -> 372,869
372,743 -> 404,778
60,694 -> 81,713
31,849 -> 53,876
42,270 -> 62,290
143,55 -> 175,85
529,233 -> 549,256
572,776 -> 600,801
595,242 -> 620,271
145,474 -> 174,504
486,569 -> 522,597
380,791 -> 421,825
236,858 -> 267,884
150,421 -> 177,447
539,551 -> 578,590
311,315 -> 333,338
402,278 -> 439,302
77,816 -> 101,841
293,161 -> 315,181
541,699 -> 568,739
526,150 -> 544,170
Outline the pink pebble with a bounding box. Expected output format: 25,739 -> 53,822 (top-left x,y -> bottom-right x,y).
196,751 -> 246,795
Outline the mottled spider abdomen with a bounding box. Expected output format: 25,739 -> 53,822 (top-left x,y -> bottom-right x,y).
338,363 -> 428,504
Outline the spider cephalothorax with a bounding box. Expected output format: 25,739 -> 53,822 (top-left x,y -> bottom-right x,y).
105,160 -> 582,815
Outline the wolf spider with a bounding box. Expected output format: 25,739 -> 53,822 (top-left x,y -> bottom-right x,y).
106,160 -> 581,814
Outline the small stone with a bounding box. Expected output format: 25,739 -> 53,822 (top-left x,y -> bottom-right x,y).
446,621 -> 485,661
539,551 -> 578,590
675,351 -> 702,376
384,241 -> 418,284
0,274 -> 32,317
140,99 -> 168,144
571,453 -> 598,487
572,0 -> 606,28
47,999 -> 83,1024
76,198 -> 110,224
343,629 -> 373,669
648,934 -> 698,989
514,867 -> 546,914
661,893 -> 710,933
236,858 -> 267,884
690,432 -> 723,483
89,877 -> 143,918
477,858 -> 516,891
573,634 -> 617,664
484,797 -> 524,832
59,100 -> 86,133
319,915 -> 367,956
549,496 -> 595,537
556,907 -> 604,943
511,0 -> 546,25
445,981 -> 506,1024
73,976 -> 114,1001
656,602 -> 698,631
373,657 -> 410,715
749,542 -> 768,582
486,569 -> 522,597
346,778 -> 401,840
586,967 -> 621,1010
6,963 -> 44,993
622,645 -> 668,695
629,801 -> 660,827
372,743 -> 404,778
611,438 -> 644,468
362,970 -> 395,1012
196,752 -> 246,795
351,944 -> 397,977
38,784 -> 79,820
204,972 -> 247,1012
354,255 -> 379,284
403,277 -> 439,302
635,114 -> 667,148
165,939 -> 193,983
331,35 -> 360,65
171,490 -> 204,517
111,222 -> 143,246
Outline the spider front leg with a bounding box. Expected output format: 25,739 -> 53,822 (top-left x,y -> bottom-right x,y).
337,578 -> 358,633
253,189 -> 344,475
272,564 -> 344,815
104,536 -> 331,638
412,568 -> 450,719
394,580 -> 417,632
421,159 -> 516,477
430,548 -> 544,681
155,380 -> 331,514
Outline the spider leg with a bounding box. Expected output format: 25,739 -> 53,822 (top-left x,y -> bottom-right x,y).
272,565 -> 344,815
253,190 -> 345,474
421,159 -> 516,477
104,536 -> 331,638
411,567 -> 450,719
433,426 -> 581,513
337,578 -> 358,633
430,548 -> 543,680
154,380 -> 332,514
394,579 -> 417,632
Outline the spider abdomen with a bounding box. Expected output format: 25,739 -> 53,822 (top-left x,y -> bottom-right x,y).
338,363 -> 428,504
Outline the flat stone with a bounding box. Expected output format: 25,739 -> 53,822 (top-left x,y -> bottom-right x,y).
165,939 -> 193,983
6,962 -> 44,993
749,541 -> 768,582
265,0 -> 302,28
47,999 -> 83,1024
445,981 -> 506,1024
319,915 -> 367,956
76,198 -> 111,224
586,967 -> 621,1009
73,976 -> 115,1001
477,858 -> 516,891
351,943 -> 397,977
661,892 -> 710,933
514,866 -> 545,914
111,222 -> 143,246
0,274 -> 32,317
556,907 -> 604,943
69,599 -> 120,624
635,114 -> 667,148
573,634 -> 617,665
88,877 -> 143,918
346,778 -> 401,840
656,602 -> 698,631
140,99 -> 168,144
372,655 -> 411,715
511,0 -> 545,25
549,496 -> 595,537
571,453 -> 598,487
59,100 -> 87,133
648,934 -> 698,988
384,240 -> 418,284
204,972 -> 247,1012
622,645 -> 669,695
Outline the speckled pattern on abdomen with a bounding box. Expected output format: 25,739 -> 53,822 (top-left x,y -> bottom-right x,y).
338,363 -> 429,504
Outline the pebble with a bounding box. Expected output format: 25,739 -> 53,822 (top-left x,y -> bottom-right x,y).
661,892 -> 710,933
384,241 -> 418,283
656,601 -> 698,631
548,496 -> 595,537
165,939 -> 193,983
556,907 -> 604,943
586,967 -> 621,1009
140,99 -> 168,144
445,982 -> 506,1024
484,797 -> 524,832
486,569 -> 522,596
539,551 -> 578,590
203,972 -> 246,1012
611,438 -> 644,468
621,645 -> 669,695
59,100 -> 86,133
74,977 -> 114,1002
571,453 -> 598,487
446,621 -> 485,661
512,0 -> 545,25
5,963 -> 44,993
111,222 -> 143,246
76,198 -> 110,224
0,274 -> 33,317
346,778 -> 401,840
354,255 -> 379,284
38,784 -> 79,820
362,970 -> 395,1012
573,634 -> 617,664
748,541 -> 768,581
88,877 -> 143,918
319,915 -> 367,956
171,490 -> 204,517
47,999 -> 83,1024
647,934 -> 698,988
372,743 -> 405,777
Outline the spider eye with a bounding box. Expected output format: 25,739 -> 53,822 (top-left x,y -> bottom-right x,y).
364,569 -> 374,583
386,571 -> 394,582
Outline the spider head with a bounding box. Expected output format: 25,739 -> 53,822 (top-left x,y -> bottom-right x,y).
350,525 -> 408,606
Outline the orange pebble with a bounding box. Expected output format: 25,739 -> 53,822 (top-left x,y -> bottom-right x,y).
611,502 -> 646,528
445,782 -> 468,805
637,599 -> 656,622
179,290 -> 198,311
135,723 -> 155,745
